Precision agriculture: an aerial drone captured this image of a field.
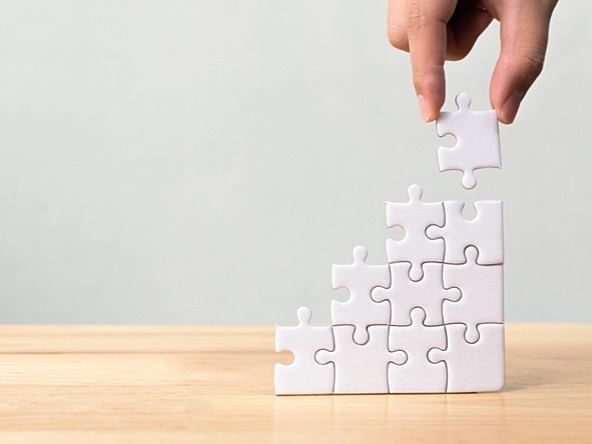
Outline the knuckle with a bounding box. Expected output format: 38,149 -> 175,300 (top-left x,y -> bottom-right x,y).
512,52 -> 545,83
522,54 -> 545,77
412,65 -> 444,97
412,66 -> 430,82
412,63 -> 442,81
412,65 -> 440,91
407,2 -> 427,28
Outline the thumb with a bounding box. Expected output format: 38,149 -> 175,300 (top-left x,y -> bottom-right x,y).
490,2 -> 557,124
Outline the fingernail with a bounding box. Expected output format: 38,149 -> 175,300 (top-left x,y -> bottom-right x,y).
499,92 -> 523,124
418,95 -> 432,122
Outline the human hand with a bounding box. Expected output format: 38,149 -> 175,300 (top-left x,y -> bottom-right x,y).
387,0 -> 558,124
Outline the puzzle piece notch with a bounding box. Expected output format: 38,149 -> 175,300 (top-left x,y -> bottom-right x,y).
275,306 -> 334,395
442,246 -> 504,343
428,323 -> 505,393
388,308 -> 447,393
316,325 -> 407,394
436,92 -> 501,190
331,245 -> 391,344
385,184 -> 445,281
372,262 -> 461,326
426,200 -> 503,265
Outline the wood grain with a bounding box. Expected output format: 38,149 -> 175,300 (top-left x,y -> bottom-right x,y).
0,324 -> 590,443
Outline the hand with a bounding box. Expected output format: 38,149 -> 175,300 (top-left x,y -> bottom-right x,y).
388,0 -> 558,124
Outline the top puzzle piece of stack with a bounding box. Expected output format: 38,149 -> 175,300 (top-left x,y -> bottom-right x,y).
275,93 -> 505,395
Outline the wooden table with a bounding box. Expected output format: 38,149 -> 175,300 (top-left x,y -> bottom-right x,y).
0,324 -> 590,443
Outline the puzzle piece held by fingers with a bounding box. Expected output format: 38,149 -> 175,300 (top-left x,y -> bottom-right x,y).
436,93 -> 501,190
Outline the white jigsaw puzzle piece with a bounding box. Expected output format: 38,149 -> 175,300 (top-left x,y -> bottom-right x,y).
275,306 -> 334,395
331,245 -> 391,344
316,325 -> 407,394
428,323 -> 505,393
443,246 -> 504,343
436,92 -> 501,190
372,262 -> 460,326
426,200 -> 503,265
388,308 -> 447,393
385,184 -> 444,280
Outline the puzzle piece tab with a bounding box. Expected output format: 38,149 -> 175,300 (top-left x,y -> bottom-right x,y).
316,325 -> 407,394
275,306 -> 334,395
385,184 -> 444,280
331,245 -> 390,344
436,93 -> 501,190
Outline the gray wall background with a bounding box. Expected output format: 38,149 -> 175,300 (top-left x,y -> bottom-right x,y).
0,2 -> 589,324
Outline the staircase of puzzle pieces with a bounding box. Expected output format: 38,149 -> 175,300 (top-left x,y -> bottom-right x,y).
275,93 -> 505,395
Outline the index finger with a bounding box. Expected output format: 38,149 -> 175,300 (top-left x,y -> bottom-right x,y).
406,1 -> 457,122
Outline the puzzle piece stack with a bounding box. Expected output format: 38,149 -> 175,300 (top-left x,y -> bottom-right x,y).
276,93 -> 505,395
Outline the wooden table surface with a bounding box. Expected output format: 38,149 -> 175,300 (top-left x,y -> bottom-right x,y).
0,324 -> 590,443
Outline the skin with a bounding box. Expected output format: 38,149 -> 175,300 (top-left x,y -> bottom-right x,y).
388,0 -> 558,124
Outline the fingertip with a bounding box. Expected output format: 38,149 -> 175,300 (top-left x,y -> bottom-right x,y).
426,109 -> 439,123
426,113 -> 438,123
495,110 -> 510,125
418,94 -> 441,123
418,95 -> 431,122
493,89 -> 523,125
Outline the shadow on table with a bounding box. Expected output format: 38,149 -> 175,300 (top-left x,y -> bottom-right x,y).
503,355 -> 587,392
